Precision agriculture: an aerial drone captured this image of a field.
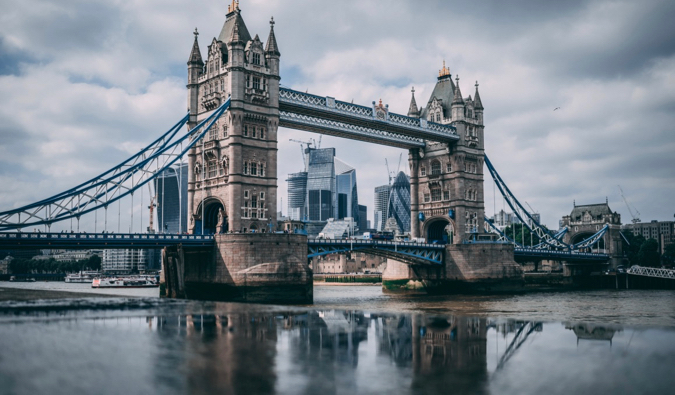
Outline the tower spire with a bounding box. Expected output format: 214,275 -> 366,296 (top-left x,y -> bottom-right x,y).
265,16 -> 280,56
439,60 -> 451,78
452,75 -> 464,105
474,80 -> 483,110
407,86 -> 419,117
188,28 -> 204,66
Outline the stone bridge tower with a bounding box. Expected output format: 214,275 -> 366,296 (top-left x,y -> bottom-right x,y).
408,63 -> 485,244
561,201 -> 625,267
186,2 -> 280,234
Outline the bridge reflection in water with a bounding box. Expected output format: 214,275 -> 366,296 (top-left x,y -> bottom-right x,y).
3,303 -> 675,395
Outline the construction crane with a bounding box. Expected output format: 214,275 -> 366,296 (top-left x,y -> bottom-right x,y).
147,184 -> 156,233
618,185 -> 641,224
289,138 -> 314,171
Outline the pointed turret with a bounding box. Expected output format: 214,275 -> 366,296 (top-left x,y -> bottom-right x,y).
451,75 -> 465,121
219,0 -> 251,45
265,17 -> 280,56
474,81 -> 484,125
188,28 -> 204,67
452,76 -> 464,105
407,87 -> 419,117
187,28 -> 203,129
474,81 -> 483,110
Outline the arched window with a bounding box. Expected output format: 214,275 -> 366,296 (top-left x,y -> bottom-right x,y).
431,187 -> 442,202
436,113 -> 441,122
431,160 -> 441,175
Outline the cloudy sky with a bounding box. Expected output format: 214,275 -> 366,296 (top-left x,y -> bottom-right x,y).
1,0 -> 674,232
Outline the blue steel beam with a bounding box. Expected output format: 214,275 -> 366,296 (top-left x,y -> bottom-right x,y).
279,88 -> 458,145
0,98 -> 231,230
0,232 -> 214,250
308,239 -> 445,265
279,111 -> 425,149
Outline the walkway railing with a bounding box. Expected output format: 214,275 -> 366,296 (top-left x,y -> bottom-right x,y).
627,265 -> 675,279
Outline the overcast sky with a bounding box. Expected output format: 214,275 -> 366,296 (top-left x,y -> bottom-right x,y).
1,0 -> 674,232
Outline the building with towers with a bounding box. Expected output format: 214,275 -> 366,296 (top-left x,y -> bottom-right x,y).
186,1 -> 280,234
407,61 -> 486,243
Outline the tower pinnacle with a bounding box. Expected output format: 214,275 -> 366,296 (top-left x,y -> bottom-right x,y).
408,86 -> 419,117
452,75 -> 464,105
265,16 -> 280,56
474,80 -> 483,110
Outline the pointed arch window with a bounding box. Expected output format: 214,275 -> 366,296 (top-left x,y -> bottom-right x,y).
431,160 -> 441,175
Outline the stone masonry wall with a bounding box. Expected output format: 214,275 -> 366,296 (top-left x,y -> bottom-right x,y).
445,244 -> 523,282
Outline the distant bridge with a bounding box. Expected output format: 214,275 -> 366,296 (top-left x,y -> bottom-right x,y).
308,239 -> 445,265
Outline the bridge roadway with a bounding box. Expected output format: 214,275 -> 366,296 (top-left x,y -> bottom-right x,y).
0,232 -> 609,264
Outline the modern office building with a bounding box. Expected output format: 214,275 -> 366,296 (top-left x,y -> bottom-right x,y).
335,158 -> 359,224
624,220 -> 675,254
155,163 -> 188,234
358,205 -> 368,232
103,249 -> 148,273
374,185 -> 391,231
387,171 -> 411,233
287,172 -> 308,221
307,148 -> 336,222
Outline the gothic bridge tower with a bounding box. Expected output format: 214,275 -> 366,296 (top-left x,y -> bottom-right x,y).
186,2 -> 280,234
407,62 -> 485,243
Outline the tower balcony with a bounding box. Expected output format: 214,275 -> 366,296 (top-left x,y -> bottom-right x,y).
245,87 -> 269,104
202,92 -> 222,111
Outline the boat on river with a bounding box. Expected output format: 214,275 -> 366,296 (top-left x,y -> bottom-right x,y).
65,271 -> 100,283
92,276 -> 159,288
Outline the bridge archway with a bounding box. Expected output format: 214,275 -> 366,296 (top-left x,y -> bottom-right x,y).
425,217 -> 454,244
571,232 -> 605,251
197,198 -> 227,235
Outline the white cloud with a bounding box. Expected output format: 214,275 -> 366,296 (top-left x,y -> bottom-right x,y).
0,0 -> 673,232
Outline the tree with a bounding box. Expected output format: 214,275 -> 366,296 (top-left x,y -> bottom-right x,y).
637,238 -> 661,267
502,223 -> 544,247
661,243 -> 675,267
622,231 -> 645,266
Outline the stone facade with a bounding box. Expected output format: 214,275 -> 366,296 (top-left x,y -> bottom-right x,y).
311,252 -> 385,274
407,64 -> 485,243
187,4 -> 280,235
561,202 -> 624,267
177,233 -> 312,303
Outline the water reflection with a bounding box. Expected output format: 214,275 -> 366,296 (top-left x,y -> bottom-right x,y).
1,304 -> 674,395
564,322 -> 621,346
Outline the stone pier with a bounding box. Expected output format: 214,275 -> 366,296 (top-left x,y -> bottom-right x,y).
382,243 -> 524,293
162,233 -> 313,304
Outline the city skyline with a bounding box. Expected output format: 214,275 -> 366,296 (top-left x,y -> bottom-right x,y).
0,0 -> 673,232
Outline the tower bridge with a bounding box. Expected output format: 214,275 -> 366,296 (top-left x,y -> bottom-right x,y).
0,3 -> 613,302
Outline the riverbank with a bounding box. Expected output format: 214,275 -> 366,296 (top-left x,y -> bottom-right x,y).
0,286 -> 119,301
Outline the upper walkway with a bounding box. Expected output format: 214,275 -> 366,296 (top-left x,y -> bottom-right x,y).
279,88 -> 458,149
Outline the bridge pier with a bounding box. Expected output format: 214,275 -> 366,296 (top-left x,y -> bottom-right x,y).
162,233 -> 313,303
382,244 -> 523,294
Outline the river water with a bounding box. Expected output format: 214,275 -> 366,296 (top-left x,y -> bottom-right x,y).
1,283 -> 674,394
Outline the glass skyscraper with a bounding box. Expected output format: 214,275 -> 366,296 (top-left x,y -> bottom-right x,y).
287,172 -> 308,221
387,171 -> 411,233
335,157 -> 359,225
374,185 -> 390,231
155,163 -> 188,234
307,148 -> 336,221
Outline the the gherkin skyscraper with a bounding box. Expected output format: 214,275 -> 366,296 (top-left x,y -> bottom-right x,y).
387,172 -> 411,233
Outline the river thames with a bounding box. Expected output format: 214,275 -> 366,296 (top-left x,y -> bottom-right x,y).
1,283 -> 675,394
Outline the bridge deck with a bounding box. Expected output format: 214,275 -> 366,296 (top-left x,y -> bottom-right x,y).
0,232 -> 214,250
